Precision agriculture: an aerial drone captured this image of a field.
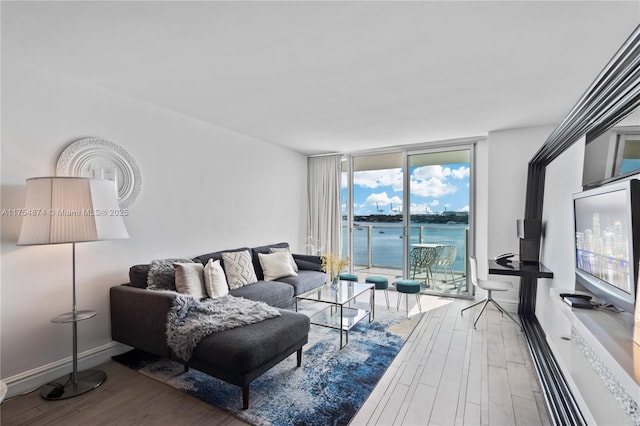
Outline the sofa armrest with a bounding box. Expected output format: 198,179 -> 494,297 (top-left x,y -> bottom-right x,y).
292,254 -> 323,271
110,284 -> 177,358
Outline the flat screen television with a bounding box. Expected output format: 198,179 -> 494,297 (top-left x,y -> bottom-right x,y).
573,178 -> 640,313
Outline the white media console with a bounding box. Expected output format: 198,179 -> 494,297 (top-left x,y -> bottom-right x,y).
544,288 -> 640,425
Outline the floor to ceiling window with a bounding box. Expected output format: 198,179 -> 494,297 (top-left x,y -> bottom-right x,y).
406,148 -> 471,296
342,152 -> 404,279
341,143 -> 474,297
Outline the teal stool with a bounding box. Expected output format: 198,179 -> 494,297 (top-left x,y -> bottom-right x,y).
339,273 -> 358,282
394,280 -> 422,317
366,276 -> 389,309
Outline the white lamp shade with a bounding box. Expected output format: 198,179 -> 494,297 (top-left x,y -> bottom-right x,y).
17,177 -> 129,245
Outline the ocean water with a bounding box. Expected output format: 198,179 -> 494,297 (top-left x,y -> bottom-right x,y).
342,222 -> 469,271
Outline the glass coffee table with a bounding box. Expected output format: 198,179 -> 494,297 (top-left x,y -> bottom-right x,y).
295,280 -> 375,349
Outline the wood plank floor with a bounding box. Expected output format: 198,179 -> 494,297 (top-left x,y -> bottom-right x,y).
351,294 -> 552,426
1,294 -> 550,425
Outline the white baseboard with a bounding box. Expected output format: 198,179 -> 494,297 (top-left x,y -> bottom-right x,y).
3,341 -> 132,399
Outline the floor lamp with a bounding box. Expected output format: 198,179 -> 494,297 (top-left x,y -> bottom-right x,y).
17,177 -> 129,400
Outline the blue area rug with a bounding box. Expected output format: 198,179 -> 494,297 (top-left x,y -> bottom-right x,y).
113,302 -> 421,426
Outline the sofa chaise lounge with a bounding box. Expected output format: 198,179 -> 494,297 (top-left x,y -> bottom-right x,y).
110,242 -> 327,409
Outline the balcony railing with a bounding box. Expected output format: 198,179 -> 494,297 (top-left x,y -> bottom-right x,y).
343,224 -> 469,295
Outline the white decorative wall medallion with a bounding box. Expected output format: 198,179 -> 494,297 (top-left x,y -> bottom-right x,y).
56,138 -> 142,208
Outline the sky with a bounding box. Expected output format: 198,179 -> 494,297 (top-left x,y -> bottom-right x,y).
342,163 -> 470,216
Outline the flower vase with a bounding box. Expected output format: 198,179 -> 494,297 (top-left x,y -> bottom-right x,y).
331,275 -> 339,291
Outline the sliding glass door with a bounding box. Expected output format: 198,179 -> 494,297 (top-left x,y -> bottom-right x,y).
406,148 -> 471,296
342,144 -> 473,297
342,153 -> 405,281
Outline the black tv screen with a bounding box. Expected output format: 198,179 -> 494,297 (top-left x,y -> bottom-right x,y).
573,179 -> 640,313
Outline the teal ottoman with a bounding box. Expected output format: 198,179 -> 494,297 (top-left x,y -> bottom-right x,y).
339,273 -> 358,282
394,280 -> 422,317
366,276 -> 389,309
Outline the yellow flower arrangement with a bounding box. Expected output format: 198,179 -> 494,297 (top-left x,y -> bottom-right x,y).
321,253 -> 350,283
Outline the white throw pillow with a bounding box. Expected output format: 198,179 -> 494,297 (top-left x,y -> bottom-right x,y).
259,251 -> 298,281
269,246 -> 298,272
173,262 -> 206,298
204,258 -> 229,298
222,250 -> 258,289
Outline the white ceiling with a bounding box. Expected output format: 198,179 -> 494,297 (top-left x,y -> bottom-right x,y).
2,1 -> 639,155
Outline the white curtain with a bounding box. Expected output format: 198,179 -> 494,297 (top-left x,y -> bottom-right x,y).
307,155 -> 342,257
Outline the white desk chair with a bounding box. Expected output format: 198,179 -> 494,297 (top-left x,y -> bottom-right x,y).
461,257 -> 522,330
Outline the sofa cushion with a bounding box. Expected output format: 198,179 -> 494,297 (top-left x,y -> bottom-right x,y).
191,310 -> 309,375
251,242 -> 289,280
203,259 -> 229,298
222,250 -> 257,289
277,270 -> 328,296
258,251 -> 297,281
174,262 -> 206,298
229,281 -> 294,308
292,254 -> 324,272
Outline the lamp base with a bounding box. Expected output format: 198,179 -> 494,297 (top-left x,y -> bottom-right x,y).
40,369 -> 106,400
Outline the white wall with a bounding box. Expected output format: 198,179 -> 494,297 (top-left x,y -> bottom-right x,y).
536,139 -> 584,330
479,125 -> 556,303
537,113 -> 640,333
0,58 -> 308,395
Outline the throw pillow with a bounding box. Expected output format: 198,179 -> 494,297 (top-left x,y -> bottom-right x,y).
147,258 -> 194,290
221,250 -> 257,289
269,246 -> 298,272
204,258 -> 229,298
259,251 -> 298,281
173,262 -> 206,299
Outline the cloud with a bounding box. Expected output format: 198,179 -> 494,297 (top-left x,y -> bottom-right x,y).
410,203 -> 433,214
365,192 -> 403,212
452,166 -> 470,179
412,165 -> 451,180
458,205 -> 469,212
354,169 -> 402,191
409,165 -> 463,197
410,176 -> 457,197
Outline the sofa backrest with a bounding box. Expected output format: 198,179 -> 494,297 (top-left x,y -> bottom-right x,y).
129,264 -> 151,288
130,242 -> 292,289
192,246 -> 250,270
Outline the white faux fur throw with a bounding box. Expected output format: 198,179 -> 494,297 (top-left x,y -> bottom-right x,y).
166,294 -> 281,362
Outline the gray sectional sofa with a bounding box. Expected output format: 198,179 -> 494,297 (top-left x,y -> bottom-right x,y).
110,242 -> 328,409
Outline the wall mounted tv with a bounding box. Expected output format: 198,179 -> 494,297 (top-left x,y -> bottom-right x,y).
573,178 -> 640,313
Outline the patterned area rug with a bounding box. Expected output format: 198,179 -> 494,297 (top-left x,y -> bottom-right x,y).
113,300 -> 422,426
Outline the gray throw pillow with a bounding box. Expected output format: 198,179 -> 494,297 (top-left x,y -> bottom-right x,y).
174,262 -> 206,299
147,258 -> 194,290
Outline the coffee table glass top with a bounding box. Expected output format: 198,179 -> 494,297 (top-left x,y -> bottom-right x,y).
297,280 -> 373,305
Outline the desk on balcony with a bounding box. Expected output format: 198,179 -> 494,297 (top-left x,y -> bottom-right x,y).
488,260 -> 553,316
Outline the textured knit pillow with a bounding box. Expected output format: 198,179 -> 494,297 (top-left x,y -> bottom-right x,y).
269,246 -> 298,272
221,250 -> 257,289
174,262 -> 206,299
147,258 -> 194,290
204,258 -> 229,298
259,251 -> 298,281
